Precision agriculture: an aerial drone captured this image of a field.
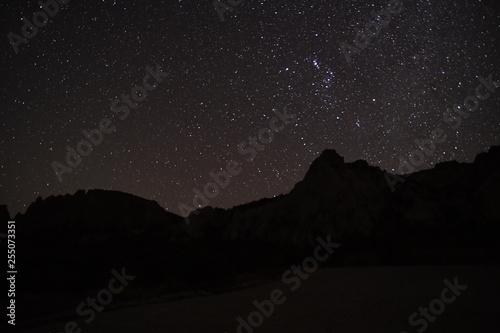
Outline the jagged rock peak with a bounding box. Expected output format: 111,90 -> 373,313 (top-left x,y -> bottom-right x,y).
293,149 -> 347,190
315,149 -> 345,166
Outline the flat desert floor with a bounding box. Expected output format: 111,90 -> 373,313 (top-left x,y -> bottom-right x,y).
20,265 -> 500,333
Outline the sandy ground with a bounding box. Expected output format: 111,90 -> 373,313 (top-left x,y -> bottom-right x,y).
20,265 -> 500,333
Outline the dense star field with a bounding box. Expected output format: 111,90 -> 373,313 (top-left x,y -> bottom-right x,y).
1,0 -> 499,216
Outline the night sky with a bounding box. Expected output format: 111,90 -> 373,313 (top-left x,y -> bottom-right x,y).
1,0 -> 499,217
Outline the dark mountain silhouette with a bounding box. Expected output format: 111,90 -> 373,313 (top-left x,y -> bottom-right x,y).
14,189 -> 183,239
185,146 -> 500,256
4,146 -> 500,325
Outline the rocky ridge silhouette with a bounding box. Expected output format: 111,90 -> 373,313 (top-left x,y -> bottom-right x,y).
3,146 -> 499,324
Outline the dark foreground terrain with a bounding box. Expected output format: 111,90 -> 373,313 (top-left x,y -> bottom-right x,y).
4,146 -> 500,330
20,266 -> 500,333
